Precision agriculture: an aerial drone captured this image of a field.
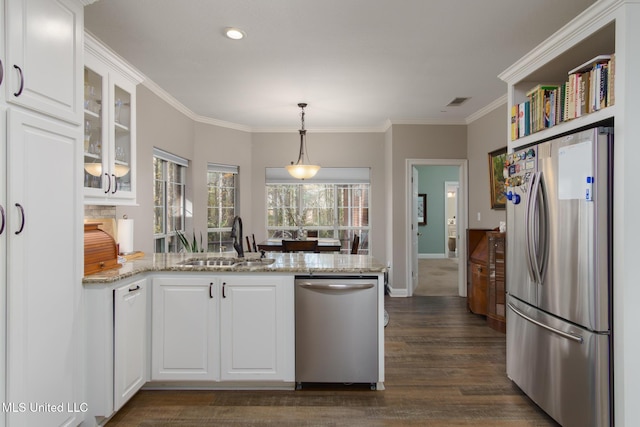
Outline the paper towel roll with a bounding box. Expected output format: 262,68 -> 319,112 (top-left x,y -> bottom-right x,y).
117,218 -> 134,254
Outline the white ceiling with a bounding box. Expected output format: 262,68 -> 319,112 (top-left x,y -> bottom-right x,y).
85,0 -> 595,131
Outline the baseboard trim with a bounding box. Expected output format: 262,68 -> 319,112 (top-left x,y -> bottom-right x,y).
419,253 -> 446,259
387,287 -> 409,297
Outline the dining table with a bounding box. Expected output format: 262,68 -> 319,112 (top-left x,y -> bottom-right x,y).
257,238 -> 342,252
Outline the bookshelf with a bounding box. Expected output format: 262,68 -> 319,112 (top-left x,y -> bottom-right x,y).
499,1 -> 640,424
500,8 -> 616,150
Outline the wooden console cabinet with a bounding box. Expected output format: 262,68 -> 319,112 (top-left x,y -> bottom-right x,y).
466,229 -> 506,332
467,229 -> 491,315
487,231 -> 506,333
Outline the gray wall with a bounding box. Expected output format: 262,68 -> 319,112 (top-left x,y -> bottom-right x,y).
387,124 -> 467,292
417,165 -> 459,254
117,85 -> 195,254
467,103 -> 507,229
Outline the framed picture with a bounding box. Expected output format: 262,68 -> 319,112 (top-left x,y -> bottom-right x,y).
488,147 -> 508,210
417,194 -> 427,225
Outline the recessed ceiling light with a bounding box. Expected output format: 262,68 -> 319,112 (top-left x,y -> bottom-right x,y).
225,27 -> 245,40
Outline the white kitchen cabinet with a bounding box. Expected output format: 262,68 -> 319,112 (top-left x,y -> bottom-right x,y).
1,2 -> 83,426
5,108 -> 83,427
0,0 -> 5,105
220,275 -> 294,382
151,276 -> 220,381
84,276 -> 150,426
4,0 -> 83,124
83,31 -> 143,205
114,279 -> 148,411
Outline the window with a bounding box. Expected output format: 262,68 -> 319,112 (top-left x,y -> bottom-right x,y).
207,163 -> 238,252
153,148 -> 188,252
265,168 -> 370,254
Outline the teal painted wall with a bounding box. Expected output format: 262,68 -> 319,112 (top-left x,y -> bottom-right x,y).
417,166 -> 458,254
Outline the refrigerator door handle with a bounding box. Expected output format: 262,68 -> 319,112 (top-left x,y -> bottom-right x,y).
528,172 -> 549,285
508,303 -> 584,343
524,173 -> 537,282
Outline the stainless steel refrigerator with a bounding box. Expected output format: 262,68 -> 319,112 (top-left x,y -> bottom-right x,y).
505,126 -> 613,427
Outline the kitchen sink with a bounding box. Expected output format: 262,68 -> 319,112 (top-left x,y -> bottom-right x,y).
234,258 -> 276,268
177,258 -> 276,268
179,259 -> 237,267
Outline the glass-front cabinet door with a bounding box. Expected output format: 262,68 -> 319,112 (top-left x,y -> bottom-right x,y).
83,33 -> 141,205
83,67 -> 107,193
112,81 -> 133,196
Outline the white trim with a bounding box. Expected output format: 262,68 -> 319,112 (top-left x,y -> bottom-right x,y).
84,31 -> 144,85
465,95 -> 507,124
419,253 -> 447,259
498,0 -> 621,84
153,147 -> 189,168
405,159 -> 468,298
387,286 -> 409,298
208,163 -> 239,174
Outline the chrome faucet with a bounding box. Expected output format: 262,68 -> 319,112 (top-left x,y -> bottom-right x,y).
230,216 -> 244,258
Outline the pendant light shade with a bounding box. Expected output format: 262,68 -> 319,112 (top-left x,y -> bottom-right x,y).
285,103 -> 320,179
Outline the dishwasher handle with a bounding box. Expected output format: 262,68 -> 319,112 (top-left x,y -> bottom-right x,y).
298,282 -> 375,291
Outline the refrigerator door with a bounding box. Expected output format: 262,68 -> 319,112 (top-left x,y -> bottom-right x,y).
536,128 -> 611,332
506,147 -> 538,306
506,296 -> 611,427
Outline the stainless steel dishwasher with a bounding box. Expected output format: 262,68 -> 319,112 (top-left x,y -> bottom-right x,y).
295,275 -> 378,390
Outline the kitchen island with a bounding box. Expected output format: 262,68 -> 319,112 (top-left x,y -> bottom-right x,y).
83,252 -> 386,426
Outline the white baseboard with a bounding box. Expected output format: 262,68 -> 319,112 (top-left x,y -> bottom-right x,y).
387,286 -> 409,297
419,253 -> 446,259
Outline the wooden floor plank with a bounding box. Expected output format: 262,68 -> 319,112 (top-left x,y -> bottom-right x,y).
106,296 -> 559,426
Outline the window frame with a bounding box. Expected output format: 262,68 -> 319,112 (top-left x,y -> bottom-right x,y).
206,163 -> 239,253
153,149 -> 188,253
265,182 -> 370,254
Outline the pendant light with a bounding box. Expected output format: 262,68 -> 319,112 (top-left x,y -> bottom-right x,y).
285,103 -> 320,180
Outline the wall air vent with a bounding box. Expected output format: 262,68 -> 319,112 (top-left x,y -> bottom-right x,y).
447,97 -> 470,107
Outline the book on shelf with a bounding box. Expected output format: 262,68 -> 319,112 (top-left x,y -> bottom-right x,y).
510,105 -> 518,141
518,101 -> 530,138
525,84 -> 559,132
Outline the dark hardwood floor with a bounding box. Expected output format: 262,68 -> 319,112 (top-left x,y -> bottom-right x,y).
106,296 -> 558,426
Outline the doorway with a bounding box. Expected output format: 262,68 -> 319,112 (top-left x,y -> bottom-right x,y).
406,159 -> 468,297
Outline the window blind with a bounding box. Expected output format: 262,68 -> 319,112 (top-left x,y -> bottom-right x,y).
153,147 -> 189,167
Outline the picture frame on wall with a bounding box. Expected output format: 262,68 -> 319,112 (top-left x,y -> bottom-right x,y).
488,147 -> 507,210
417,194 -> 427,225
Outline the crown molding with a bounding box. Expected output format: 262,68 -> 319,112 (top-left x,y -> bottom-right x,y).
498,0 -> 622,84
465,94 -> 507,124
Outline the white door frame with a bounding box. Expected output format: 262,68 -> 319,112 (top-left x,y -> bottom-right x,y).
405,159 -> 468,297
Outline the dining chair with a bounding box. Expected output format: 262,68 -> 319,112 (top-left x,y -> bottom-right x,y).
306,230 -> 318,238
282,239 -> 319,253
351,235 -> 360,254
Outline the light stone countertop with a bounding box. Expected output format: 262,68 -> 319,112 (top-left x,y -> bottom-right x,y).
82,252 -> 387,284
